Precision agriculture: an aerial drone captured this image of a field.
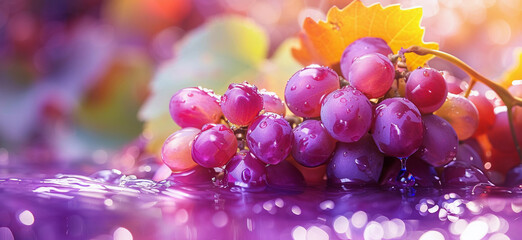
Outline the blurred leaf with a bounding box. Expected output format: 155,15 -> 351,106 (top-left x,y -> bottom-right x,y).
139,16 -> 270,154
291,0 -> 438,71
502,48 -> 522,88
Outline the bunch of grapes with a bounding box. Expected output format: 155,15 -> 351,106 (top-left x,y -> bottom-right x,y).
161,37 -> 521,190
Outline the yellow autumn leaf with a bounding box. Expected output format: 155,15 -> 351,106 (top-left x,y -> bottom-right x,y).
292,0 -> 439,71
502,48 -> 522,88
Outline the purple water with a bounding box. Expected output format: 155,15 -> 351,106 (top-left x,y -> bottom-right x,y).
0,167 -> 521,240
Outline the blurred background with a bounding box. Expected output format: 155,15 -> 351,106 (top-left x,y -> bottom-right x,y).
0,0 -> 521,175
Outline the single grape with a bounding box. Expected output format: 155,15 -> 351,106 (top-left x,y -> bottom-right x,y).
455,143 -> 484,170
372,98 -> 424,157
247,113 -> 292,165
434,93 -> 479,140
327,134 -> 384,186
284,65 -> 340,117
169,87 -> 222,128
468,91 -> 495,136
291,120 -> 337,167
161,127 -> 200,172
320,86 -> 373,142
504,164 -> 522,187
405,68 -> 448,114
340,37 -> 393,80
486,107 -> 522,152
191,124 -> 238,168
442,71 -> 467,94
266,159 -> 306,191
441,161 -> 491,187
413,114 -> 458,167
348,53 -> 395,98
221,82 -> 263,126
259,90 -> 286,116
225,150 -> 267,189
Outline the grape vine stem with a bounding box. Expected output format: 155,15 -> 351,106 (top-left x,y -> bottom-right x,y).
403,46 -> 522,163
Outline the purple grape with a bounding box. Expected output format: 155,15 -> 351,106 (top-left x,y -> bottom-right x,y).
291,120 -> 337,167
405,68 -> 448,114
225,150 -> 267,189
320,86 -> 373,142
284,65 -> 340,117
371,98 -> 423,157
247,113 -> 292,165
221,82 -> 263,126
327,134 -> 384,186
441,161 -> 491,187
169,87 -> 222,128
348,53 -> 395,98
504,164 -> 522,187
167,165 -> 217,185
413,114 -> 458,167
456,143 -> 484,170
191,124 -> 238,168
259,90 -> 286,116
266,159 -> 306,190
340,37 -> 393,80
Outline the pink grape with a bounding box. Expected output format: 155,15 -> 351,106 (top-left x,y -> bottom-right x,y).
320,86 -> 373,142
225,150 -> 267,189
486,107 -> 522,152
259,90 -> 286,116
161,127 -> 200,172
414,114 -> 458,167
340,37 -> 393,80
291,120 -> 337,167
191,124 -> 238,168
247,113 -> 292,165
442,71 -> 467,94
284,65 -> 340,117
169,87 -> 222,128
371,98 -> 424,158
221,82 -> 263,126
327,134 -> 384,186
405,68 -> 448,114
434,93 -> 479,140
348,53 -> 395,98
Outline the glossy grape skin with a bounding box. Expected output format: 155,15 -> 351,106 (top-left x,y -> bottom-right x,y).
169,87 -> 222,128
371,98 -> 424,158
225,150 -> 267,189
456,143 -> 483,170
486,108 -> 522,152
284,65 -> 340,117
468,92 -> 495,136
266,159 -> 306,191
414,115 -> 458,167
504,164 -> 522,187
221,82 -> 263,126
405,68 -> 448,114
161,127 -> 200,172
191,124 -> 238,168
259,90 -> 286,116
327,134 -> 384,186
320,86 -> 373,142
348,53 -> 395,98
441,161 -> 491,187
291,120 -> 337,167
247,113 -> 292,165
340,37 -> 393,80
442,71 -> 467,94
434,93 -> 479,140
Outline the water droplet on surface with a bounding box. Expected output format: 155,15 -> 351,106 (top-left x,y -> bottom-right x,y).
423,70 -> 429,77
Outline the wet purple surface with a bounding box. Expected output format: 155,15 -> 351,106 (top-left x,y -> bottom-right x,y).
0,167 -> 521,240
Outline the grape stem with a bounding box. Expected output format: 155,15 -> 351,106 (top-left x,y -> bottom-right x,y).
403,46 -> 522,163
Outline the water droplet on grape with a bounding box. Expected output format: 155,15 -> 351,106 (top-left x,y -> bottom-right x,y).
306,84 -> 311,89
291,86 -> 297,91
187,93 -> 194,97
312,69 -> 326,81
241,169 -> 252,182
423,70 -> 429,77
260,121 -> 268,128
340,98 -> 347,103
